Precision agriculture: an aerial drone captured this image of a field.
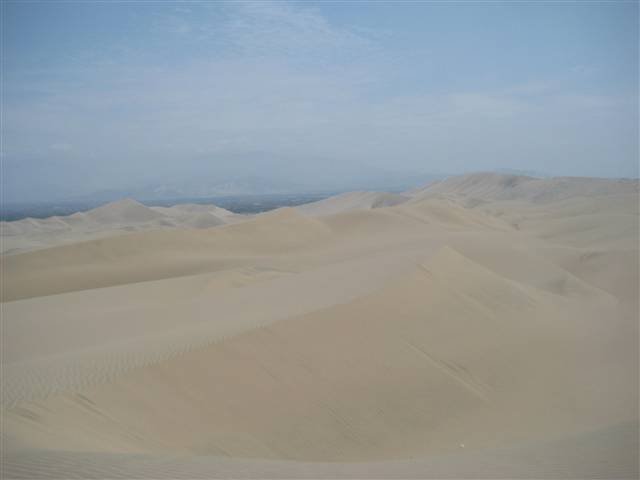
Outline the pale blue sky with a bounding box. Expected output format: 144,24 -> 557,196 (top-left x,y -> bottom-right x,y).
2,1 -> 638,201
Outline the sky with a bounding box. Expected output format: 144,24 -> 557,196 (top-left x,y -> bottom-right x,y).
2,0 -> 639,202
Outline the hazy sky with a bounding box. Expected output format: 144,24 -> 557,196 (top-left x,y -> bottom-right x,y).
2,1 -> 639,201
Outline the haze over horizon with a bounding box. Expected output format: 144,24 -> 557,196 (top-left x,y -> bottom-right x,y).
2,1 -> 638,203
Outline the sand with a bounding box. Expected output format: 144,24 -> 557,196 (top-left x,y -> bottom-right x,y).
295,191 -> 410,216
0,199 -> 237,255
1,173 -> 638,478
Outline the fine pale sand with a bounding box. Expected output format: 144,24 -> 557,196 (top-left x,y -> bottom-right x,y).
1,173 -> 638,479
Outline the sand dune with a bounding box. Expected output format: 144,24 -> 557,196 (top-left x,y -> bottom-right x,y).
296,191 -> 410,216
1,173 -> 638,478
0,199 -> 235,255
413,171 -> 639,203
150,202 -> 234,217
82,199 -> 165,224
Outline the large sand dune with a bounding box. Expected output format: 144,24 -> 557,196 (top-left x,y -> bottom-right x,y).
1,173 -> 638,478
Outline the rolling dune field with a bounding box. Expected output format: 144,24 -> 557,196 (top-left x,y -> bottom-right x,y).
1,173 -> 638,479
